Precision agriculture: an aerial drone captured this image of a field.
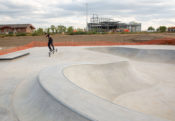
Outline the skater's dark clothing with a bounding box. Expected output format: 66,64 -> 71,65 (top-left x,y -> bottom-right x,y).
48,36 -> 55,51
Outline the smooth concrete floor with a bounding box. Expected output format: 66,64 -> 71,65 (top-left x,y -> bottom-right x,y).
0,46 -> 175,121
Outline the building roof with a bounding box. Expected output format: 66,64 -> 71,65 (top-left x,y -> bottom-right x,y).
0,24 -> 35,29
168,27 -> 175,29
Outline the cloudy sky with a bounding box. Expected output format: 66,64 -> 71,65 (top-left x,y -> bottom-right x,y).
0,0 -> 175,30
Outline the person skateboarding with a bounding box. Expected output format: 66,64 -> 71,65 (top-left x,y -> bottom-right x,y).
46,34 -> 55,52
46,33 -> 57,57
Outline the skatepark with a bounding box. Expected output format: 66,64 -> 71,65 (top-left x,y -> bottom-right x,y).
0,45 -> 175,121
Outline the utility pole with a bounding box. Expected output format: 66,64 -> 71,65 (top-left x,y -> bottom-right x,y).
85,2 -> 88,31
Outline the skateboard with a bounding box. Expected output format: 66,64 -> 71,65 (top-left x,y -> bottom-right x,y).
49,49 -> 58,57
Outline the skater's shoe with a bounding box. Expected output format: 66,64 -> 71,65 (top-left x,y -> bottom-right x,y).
49,51 -> 51,57
50,49 -> 54,53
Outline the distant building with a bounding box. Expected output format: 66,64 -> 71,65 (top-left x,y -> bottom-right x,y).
168,27 -> 175,32
87,14 -> 141,32
0,24 -> 35,34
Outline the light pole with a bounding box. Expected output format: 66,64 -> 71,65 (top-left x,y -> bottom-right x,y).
85,2 -> 88,31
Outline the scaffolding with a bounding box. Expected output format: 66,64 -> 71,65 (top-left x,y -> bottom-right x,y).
88,14 -> 141,32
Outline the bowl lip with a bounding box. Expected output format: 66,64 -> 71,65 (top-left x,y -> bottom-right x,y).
38,63 -> 168,121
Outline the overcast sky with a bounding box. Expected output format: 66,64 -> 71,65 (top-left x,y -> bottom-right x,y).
0,0 -> 175,30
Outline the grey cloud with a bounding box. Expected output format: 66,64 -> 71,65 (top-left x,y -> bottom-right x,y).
61,0 -> 175,22
0,0 -> 37,17
0,0 -> 175,29
56,3 -> 84,12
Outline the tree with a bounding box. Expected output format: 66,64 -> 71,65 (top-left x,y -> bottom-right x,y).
36,28 -> 44,35
57,25 -> 66,33
46,28 -> 50,33
55,29 -> 58,33
77,28 -> 84,32
148,26 -> 155,31
50,25 -> 56,33
157,26 -> 167,32
67,26 -> 74,34
32,28 -> 44,36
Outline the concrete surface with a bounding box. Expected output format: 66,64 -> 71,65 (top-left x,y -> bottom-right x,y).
0,50 -> 30,60
0,45 -> 174,121
88,47 -> 175,63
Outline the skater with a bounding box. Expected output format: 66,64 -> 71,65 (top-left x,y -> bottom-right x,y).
46,34 -> 55,52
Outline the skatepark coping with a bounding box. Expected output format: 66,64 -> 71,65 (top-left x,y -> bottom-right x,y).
37,64 -> 168,121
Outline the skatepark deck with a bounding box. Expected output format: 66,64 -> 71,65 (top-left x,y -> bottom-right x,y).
0,46 -> 175,121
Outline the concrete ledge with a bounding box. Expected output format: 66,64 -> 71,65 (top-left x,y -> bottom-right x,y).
0,51 -> 30,60
38,64 -> 168,121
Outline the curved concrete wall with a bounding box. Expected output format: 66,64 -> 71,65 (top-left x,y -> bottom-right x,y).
12,64 -> 168,121
89,47 -> 175,63
13,74 -> 90,121
63,61 -> 153,101
12,46 -> 174,121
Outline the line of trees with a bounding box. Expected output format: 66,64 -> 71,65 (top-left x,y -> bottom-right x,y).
36,25 -> 170,35
147,26 -> 167,32
1,25 -> 171,37
33,25 -> 98,36
0,25 -> 98,37
33,25 -> 70,36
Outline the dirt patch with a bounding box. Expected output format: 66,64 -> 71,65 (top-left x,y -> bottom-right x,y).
0,33 -> 175,55
1,33 -> 175,48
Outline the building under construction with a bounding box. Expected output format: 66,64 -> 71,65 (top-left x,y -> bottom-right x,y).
87,14 -> 141,32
